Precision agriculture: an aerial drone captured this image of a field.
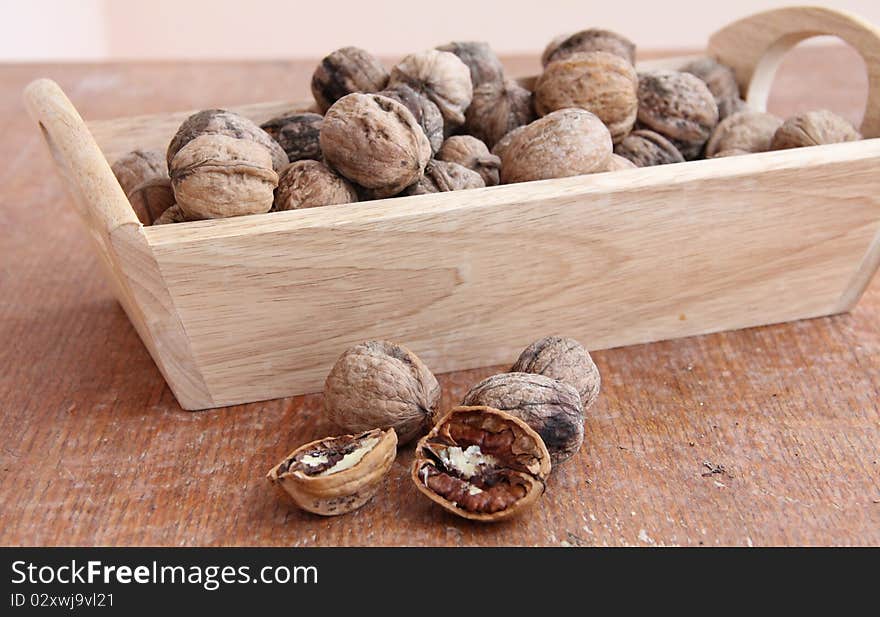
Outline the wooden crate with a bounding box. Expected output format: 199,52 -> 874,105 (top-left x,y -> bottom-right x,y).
23,6 -> 880,410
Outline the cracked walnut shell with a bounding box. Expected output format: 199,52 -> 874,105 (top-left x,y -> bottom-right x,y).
274,160 -> 358,211
770,110 -> 861,150
436,135 -> 501,186
412,406 -> 551,522
267,428 -> 397,516
465,78 -> 535,149
510,336 -> 601,409
389,49 -> 473,131
311,46 -> 389,113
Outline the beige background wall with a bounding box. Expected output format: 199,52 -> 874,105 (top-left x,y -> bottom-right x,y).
4,0 -> 880,61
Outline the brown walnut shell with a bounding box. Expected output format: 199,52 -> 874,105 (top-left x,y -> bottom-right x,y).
260,112 -> 323,163
151,203 -> 187,225
111,149 -> 167,197
170,134 -> 278,220
535,51 -> 638,143
770,110 -> 861,150
389,49 -> 473,131
319,93 -> 431,198
705,110 -> 782,157
128,177 -> 176,225
543,28 -> 636,67
499,108 -> 612,184
324,340 -> 440,445
436,41 -> 504,90
462,372 -> 584,466
402,159 -> 485,196
378,84 -> 445,154
510,336 -> 601,409
412,406 -> 551,522
490,124 -> 526,160
682,57 -> 742,120
267,428 -> 397,516
167,109 -> 288,172
541,33 -> 571,67
465,79 -> 535,149
436,135 -> 501,186
637,70 -> 719,160
605,153 -> 637,170
274,160 -> 358,211
311,46 -> 389,113
614,129 -> 685,167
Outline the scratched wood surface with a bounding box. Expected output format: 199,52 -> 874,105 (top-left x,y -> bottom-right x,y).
1,47 -> 878,546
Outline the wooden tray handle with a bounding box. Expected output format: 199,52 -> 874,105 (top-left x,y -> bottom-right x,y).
23,78 -> 139,241
708,5 -> 880,137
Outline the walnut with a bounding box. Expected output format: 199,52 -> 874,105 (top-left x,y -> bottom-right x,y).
111,149 -> 167,196
708,148 -> 750,159
436,135 -> 501,186
605,153 -> 637,170
770,110 -> 861,150
490,124 -> 526,159
637,70 -> 719,159
151,203 -> 187,225
311,46 -> 389,113
412,406 -> 551,521
378,84 -> 444,154
535,51 -> 638,144
169,134 -> 278,220
319,93 -> 431,198
274,160 -> 358,211
465,78 -> 535,149
682,57 -> 742,120
260,112 -> 323,163
462,373 -> 584,466
167,109 -> 288,172
499,108 -> 612,184
435,41 -> 504,89
127,178 -> 176,225
614,129 -> 685,167
402,159 -> 485,196
541,33 -> 571,67
388,49 -> 473,132
542,28 -> 636,67
267,428 -> 397,516
510,336 -> 601,409
705,111 -> 782,157
324,340 -> 440,445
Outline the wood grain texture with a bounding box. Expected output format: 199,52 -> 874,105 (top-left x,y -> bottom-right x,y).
1,47 -> 879,546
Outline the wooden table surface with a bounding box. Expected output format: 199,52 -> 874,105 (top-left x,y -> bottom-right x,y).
2,46 -> 879,547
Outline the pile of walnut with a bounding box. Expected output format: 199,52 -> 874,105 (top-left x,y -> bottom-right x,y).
111,31 -> 862,226
266,336 -> 600,521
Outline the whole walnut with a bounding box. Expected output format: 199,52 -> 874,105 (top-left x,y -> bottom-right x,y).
705,111 -> 782,157
543,28 -> 636,67
499,109 -> 612,184
770,110 -> 861,150
683,57 -> 742,120
637,70 -> 719,160
535,51 -> 638,144
167,109 -> 288,172
541,33 -> 571,67
465,79 -> 535,149
378,84 -> 444,154
311,46 -> 389,113
402,160 -> 485,196
436,41 -> 504,90
324,340 -> 440,445
170,134 -> 278,220
152,203 -> 187,225
389,49 -> 473,131
127,178 -> 176,225
111,149 -> 167,196
274,160 -> 358,211
605,153 -> 637,170
462,372 -> 584,466
260,112 -> 323,163
490,124 -> 527,159
436,135 -> 501,186
614,129 -> 685,167
510,336 -> 601,409
320,93 -> 431,198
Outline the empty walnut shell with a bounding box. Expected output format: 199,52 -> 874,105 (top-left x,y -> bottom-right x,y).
637,70 -> 719,160
500,108 -> 612,184
436,41 -> 504,90
436,135 -> 501,186
402,159 -> 485,196
151,203 -> 187,225
170,134 -> 278,220
412,406 -> 551,522
324,340 -> 440,445
605,153 -> 637,171
510,336 -> 601,409
267,428 -> 397,516
462,372 -> 584,466
260,112 -> 323,163
274,160 -> 358,211
543,28 -> 636,67
682,57 -> 742,120
167,109 -> 288,172
128,177 -> 176,225
389,49 -> 473,131
111,149 -> 167,197
379,84 -> 445,154
320,93 -> 431,198
614,129 -> 685,167
535,51 -> 638,143
465,78 -> 535,149
311,46 -> 389,113
770,110 -> 861,150
705,111 -> 782,157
